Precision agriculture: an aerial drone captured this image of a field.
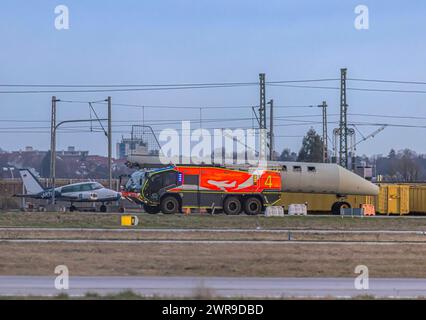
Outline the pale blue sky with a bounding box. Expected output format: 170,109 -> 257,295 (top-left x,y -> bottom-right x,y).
1,0 -> 426,157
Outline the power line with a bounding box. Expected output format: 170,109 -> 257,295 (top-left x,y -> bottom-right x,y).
349,78 -> 426,85
0,114 -> 330,125
61,100 -> 316,109
8,77 -> 426,89
0,128 -> 308,138
0,113 -> 337,124
6,120 -> 426,132
0,83 -> 257,88
7,114 -> 426,129
4,77 -> 426,89
349,113 -> 426,120
0,119 -> 326,134
60,99 -> 106,104
104,103 -> 317,109
349,87 -> 426,94
0,78 -> 341,94
0,84 -> 253,94
4,76 -> 426,94
268,83 -> 426,94
350,122 -> 426,129
0,78 -> 338,88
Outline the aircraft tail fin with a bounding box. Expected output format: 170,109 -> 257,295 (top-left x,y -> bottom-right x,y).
19,169 -> 45,194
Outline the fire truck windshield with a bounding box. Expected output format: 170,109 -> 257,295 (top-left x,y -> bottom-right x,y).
125,170 -> 146,192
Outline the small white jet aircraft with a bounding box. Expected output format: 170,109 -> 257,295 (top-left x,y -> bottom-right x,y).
15,169 -> 121,212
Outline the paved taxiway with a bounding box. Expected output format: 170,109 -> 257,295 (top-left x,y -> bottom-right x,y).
0,276 -> 425,298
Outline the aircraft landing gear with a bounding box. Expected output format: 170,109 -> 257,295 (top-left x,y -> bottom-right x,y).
69,205 -> 77,212
100,204 -> 107,212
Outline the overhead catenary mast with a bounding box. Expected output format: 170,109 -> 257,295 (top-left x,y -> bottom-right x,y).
319,101 -> 328,163
258,73 -> 267,163
339,68 -> 348,168
268,99 -> 274,161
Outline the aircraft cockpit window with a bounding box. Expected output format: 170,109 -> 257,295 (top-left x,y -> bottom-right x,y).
90,183 -> 103,190
80,184 -> 92,191
61,185 -> 80,193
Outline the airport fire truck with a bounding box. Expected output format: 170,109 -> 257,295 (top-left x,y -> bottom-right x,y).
122,164 -> 282,214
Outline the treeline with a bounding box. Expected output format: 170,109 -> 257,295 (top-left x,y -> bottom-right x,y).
277,128 -> 324,163
374,149 -> 426,182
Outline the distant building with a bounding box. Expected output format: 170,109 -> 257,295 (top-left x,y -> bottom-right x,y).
116,137 -> 149,160
13,146 -> 46,155
0,146 -> 133,179
355,166 -> 373,181
56,146 -> 89,157
7,146 -> 88,157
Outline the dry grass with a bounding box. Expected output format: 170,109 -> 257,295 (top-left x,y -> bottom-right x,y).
0,242 -> 425,278
1,212 -> 425,280
1,212 -> 426,230
0,198 -> 20,210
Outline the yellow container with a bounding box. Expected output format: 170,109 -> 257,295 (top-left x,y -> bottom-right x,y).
409,185 -> 426,213
365,184 -> 409,215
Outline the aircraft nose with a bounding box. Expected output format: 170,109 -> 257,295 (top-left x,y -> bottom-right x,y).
337,166 -> 379,196
361,180 -> 380,196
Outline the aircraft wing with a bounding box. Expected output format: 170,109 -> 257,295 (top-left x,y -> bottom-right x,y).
13,194 -> 40,198
58,195 -> 81,200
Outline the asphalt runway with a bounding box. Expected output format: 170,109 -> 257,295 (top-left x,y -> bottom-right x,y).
0,276 -> 425,298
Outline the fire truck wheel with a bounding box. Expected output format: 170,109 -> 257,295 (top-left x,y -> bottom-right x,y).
143,204 -> 160,214
223,196 -> 242,215
331,201 -> 351,215
160,196 -> 180,214
244,197 -> 262,215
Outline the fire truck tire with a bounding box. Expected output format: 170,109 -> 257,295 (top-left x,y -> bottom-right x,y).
143,204 -> 160,214
160,196 -> 180,214
244,197 -> 263,215
223,196 -> 242,215
331,201 -> 351,215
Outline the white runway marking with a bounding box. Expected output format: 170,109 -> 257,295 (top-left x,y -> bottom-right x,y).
0,238 -> 425,245
0,227 -> 425,234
